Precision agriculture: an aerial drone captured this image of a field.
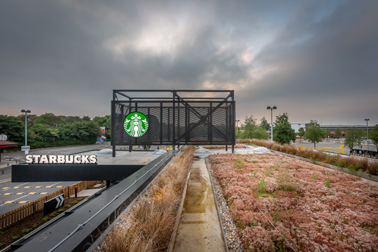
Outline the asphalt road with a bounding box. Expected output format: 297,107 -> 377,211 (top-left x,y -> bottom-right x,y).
0,144 -> 107,215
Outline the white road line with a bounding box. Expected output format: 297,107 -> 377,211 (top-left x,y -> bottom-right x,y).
0,178 -> 11,183
47,182 -> 61,187
0,195 -> 28,207
14,182 -> 29,187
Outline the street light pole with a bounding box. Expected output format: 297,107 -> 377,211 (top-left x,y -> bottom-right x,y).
267,106 -> 277,142
21,109 -> 31,147
298,124 -> 301,142
365,119 -> 369,150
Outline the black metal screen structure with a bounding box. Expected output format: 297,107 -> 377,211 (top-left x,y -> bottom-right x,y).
111,90 -> 235,155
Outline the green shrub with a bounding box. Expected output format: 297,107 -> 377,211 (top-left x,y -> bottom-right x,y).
42,217 -> 49,222
258,176 -> 266,193
78,198 -> 83,201
65,205 -> 71,208
58,209 -> 65,213
0,243 -> 4,247
71,201 -> 78,204
32,223 -> 38,228
49,212 -> 57,217
312,172 -> 318,180
22,228 -> 31,234
325,177 -> 330,188
13,235 -> 20,240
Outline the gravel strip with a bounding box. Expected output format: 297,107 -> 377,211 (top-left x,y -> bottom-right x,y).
205,158 -> 244,252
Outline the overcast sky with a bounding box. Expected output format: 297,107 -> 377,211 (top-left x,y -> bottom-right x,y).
1,0 -> 377,125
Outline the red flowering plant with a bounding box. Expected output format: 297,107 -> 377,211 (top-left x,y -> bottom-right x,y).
209,153 -> 378,251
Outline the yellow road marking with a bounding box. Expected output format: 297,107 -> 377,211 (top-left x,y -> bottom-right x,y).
28,192 -> 36,195
45,186 -> 52,188
40,192 -> 48,195
5,201 -> 14,204
56,186 -> 63,188
18,201 -> 28,204
0,179 -> 11,184
3,193 -> 11,196
16,192 -> 24,195
2,187 -> 10,190
13,186 -> 20,189
24,186 -> 31,189
34,186 -> 42,188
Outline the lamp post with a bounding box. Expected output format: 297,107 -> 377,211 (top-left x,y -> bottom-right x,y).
21,109 -> 31,149
267,106 -> 277,142
298,124 -> 301,142
236,119 -> 240,130
365,119 -> 369,150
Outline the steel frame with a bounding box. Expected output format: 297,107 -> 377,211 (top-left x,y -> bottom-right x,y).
111,90 -> 235,155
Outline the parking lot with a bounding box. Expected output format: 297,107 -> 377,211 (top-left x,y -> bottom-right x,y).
292,140 -> 377,155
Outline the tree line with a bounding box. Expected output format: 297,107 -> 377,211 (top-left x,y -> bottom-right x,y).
0,113 -> 110,150
236,114 -> 378,150
236,113 -> 297,145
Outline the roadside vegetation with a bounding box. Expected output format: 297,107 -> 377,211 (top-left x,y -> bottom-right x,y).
0,197 -> 84,249
0,113 -> 109,150
210,153 -> 378,251
96,146 -> 194,252
238,139 -> 378,176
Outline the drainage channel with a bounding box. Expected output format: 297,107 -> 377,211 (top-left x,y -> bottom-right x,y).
3,151 -> 175,252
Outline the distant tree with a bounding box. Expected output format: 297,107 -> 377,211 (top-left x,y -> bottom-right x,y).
82,116 -> 91,122
242,116 -> 258,139
241,115 -> 269,140
33,113 -> 62,127
260,117 -> 270,131
61,116 -> 82,124
254,127 -> 269,140
298,127 -> 305,141
370,124 -> 378,151
31,124 -> 59,143
323,128 -> 330,141
305,120 -> 323,148
273,113 -> 296,145
344,127 -> 365,149
0,115 -> 24,143
334,128 -> 342,138
17,114 -> 38,127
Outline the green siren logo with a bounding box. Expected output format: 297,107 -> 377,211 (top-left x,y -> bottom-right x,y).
124,112 -> 149,137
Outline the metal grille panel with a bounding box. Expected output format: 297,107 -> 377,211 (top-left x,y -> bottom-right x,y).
111,90 -> 235,146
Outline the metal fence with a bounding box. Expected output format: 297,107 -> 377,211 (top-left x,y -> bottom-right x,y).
111,90 -> 235,149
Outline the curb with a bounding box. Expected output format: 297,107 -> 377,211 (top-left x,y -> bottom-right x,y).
167,157 -> 194,252
205,157 -> 230,252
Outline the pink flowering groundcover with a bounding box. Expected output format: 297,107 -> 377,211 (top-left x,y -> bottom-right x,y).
209,153 -> 378,251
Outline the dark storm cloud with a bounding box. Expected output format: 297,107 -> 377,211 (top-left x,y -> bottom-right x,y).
0,0 -> 377,125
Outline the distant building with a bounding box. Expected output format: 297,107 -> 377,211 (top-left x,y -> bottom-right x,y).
290,123 -> 373,137
290,123 -> 306,133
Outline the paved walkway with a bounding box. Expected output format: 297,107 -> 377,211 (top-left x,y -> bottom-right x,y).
173,157 -> 225,252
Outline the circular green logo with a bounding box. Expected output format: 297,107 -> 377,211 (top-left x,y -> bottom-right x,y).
124,112 -> 149,137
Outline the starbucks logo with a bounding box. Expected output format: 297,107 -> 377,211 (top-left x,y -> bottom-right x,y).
124,112 -> 149,137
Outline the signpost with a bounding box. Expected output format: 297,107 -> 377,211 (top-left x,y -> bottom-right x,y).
44,194 -> 64,215
21,146 -> 30,155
